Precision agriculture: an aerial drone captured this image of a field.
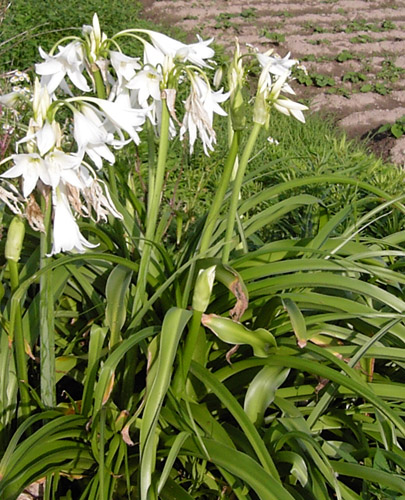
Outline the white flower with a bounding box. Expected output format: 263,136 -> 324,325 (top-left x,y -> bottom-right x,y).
36,120 -> 61,156
1,153 -> 49,197
138,30 -> 215,68
126,66 -> 162,107
43,150 -> 84,189
110,51 -> 141,88
50,184 -> 97,255
180,75 -> 229,155
255,65 -> 308,124
257,51 -> 298,78
0,91 -> 21,107
85,95 -> 148,145
73,105 -> 115,168
35,41 -> 90,95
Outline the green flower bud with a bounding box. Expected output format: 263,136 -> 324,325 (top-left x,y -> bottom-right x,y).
201,313 -> 276,358
5,216 -> 25,262
192,265 -> 216,312
253,91 -> 269,126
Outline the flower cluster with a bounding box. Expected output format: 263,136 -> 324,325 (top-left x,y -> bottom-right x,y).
0,14 -> 307,255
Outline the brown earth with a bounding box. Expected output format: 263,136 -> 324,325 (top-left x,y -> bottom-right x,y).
140,0 -> 405,164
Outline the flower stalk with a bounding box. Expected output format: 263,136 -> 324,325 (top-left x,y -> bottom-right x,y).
39,196 -> 56,407
222,121 -> 262,262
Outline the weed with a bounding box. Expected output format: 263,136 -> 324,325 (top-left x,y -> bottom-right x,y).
240,7 -> 256,18
214,12 -> 237,30
304,22 -> 328,34
377,59 -> 405,82
349,34 -> 374,44
336,50 -> 357,62
308,38 -> 331,45
260,29 -> 285,43
342,71 -> 367,83
360,82 -> 390,95
378,115 -> 405,138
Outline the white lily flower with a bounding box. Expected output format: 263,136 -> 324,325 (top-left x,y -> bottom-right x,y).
257,51 -> 298,78
85,95 -> 148,145
180,75 -> 229,155
255,64 -> 308,124
0,91 -> 21,108
126,66 -> 162,107
44,150 -> 84,189
1,153 -> 49,198
138,30 -> 214,68
36,120 -> 61,156
273,98 -> 308,123
110,51 -> 141,88
73,105 -> 115,168
36,42 -> 90,95
50,183 -> 97,255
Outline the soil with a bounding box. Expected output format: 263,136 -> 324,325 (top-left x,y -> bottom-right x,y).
139,0 -> 405,164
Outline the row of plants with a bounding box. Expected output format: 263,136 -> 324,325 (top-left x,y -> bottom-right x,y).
0,3 -> 405,499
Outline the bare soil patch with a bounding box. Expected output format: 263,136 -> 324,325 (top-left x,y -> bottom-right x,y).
140,0 -> 405,164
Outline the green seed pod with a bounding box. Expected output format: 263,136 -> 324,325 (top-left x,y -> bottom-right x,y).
192,265 -> 216,313
5,216 -> 25,262
201,313 -> 276,358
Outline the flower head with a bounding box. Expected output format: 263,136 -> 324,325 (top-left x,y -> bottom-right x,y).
36,42 -> 90,95
180,75 -> 229,155
50,183 -> 97,255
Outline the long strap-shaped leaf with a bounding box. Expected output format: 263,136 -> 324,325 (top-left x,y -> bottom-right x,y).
140,307 -> 192,500
190,360 -> 280,481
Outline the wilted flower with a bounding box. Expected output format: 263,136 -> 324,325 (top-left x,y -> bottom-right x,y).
180,75 -> 229,155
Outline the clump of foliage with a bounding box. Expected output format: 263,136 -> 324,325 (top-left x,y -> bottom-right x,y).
1,7 -> 405,500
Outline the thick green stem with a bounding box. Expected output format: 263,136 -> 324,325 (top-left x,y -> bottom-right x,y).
134,100 -> 170,311
93,67 -> 106,100
222,122 -> 262,263
8,260 -> 31,418
199,131 -> 240,254
40,197 -> 56,408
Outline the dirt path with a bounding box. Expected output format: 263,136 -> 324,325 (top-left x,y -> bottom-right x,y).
140,0 -> 405,163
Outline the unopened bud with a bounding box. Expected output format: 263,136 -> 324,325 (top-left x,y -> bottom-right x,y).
253,91 -> 269,126
201,313 -> 276,358
192,265 -> 216,312
5,216 -> 25,262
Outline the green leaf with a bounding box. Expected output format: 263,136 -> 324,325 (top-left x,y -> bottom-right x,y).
244,365 -> 290,426
105,264 -> 133,346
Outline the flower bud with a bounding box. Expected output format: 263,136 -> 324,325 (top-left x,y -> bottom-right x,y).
253,91 -> 269,126
5,216 -> 25,262
201,313 -> 276,358
192,265 -> 216,312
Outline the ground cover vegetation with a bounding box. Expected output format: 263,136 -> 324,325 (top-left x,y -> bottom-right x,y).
1,1 -> 405,499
